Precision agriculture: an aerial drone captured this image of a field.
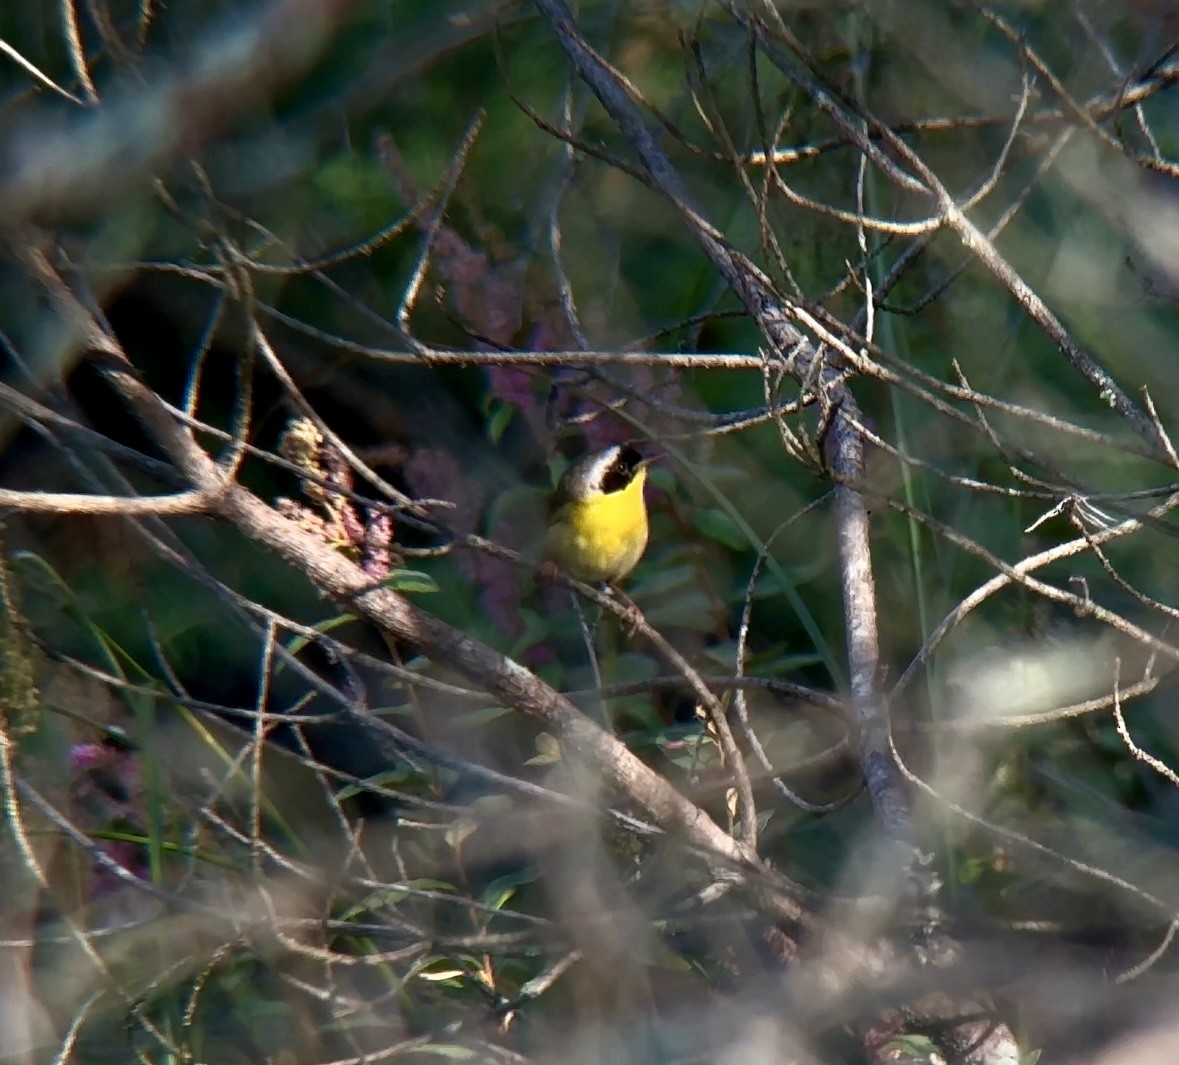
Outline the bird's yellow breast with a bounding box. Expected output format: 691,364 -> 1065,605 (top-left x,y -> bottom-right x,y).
545,467 -> 649,583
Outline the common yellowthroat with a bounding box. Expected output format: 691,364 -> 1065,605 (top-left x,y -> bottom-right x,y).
544,444 -> 651,583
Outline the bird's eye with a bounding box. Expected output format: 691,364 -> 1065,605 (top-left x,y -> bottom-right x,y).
619,446 -> 643,472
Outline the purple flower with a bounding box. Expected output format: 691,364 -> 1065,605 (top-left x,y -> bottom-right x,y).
68,739 -> 149,900
486,366 -> 538,412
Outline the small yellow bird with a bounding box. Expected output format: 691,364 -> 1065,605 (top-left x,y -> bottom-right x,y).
544,444 -> 651,584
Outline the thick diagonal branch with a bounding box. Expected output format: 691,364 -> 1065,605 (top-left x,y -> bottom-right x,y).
17,243 -> 764,876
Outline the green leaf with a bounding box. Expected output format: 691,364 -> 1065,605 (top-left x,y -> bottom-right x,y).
486,400 -> 514,444
384,569 -> 439,594
642,592 -> 714,631
343,879 -> 458,916
630,563 -> 697,596
370,703 -> 416,717
525,732 -> 561,766
695,508 -> 750,550
284,612 -> 357,659
446,817 -> 479,848
10,551 -> 72,599
334,768 -> 416,801
418,966 -> 466,983
312,156 -> 397,229
751,651 -> 827,674
456,704 -> 515,727
483,885 -> 516,912
236,998 -> 294,1021
480,865 -> 539,910
658,733 -> 718,770
884,1034 -> 938,1060
508,610 -> 559,660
